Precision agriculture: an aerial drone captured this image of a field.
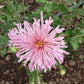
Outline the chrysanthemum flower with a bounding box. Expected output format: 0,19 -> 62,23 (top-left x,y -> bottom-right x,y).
8,11 -> 69,72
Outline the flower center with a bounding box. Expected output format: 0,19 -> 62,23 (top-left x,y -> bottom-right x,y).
36,40 -> 42,47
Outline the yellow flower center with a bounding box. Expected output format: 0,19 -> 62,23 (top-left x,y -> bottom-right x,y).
36,40 -> 42,47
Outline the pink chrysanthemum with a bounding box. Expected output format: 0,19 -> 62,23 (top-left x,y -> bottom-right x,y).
8,12 -> 69,72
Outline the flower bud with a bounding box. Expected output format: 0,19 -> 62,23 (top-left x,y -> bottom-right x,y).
9,46 -> 18,53
60,69 -> 66,76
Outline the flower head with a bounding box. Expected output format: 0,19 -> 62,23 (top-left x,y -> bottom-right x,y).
8,11 -> 69,72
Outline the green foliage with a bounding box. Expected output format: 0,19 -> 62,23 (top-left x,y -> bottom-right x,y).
0,48 -> 6,57
23,12 -> 33,23
65,28 -> 73,37
0,35 -> 8,57
79,20 -> 84,28
9,46 -> 18,53
52,16 -> 61,28
70,37 -> 79,50
0,0 -> 83,61
58,3 -> 68,14
0,35 -> 8,47
36,0 -> 47,3
12,0 -> 18,11
0,0 -> 84,83
35,0 -> 58,14
44,1 -> 52,13
0,0 -> 29,57
26,67 -> 42,83
0,0 -> 3,2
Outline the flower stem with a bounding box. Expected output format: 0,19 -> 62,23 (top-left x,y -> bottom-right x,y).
36,70 -> 41,84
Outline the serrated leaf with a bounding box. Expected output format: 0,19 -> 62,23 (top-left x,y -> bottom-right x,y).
44,1 -> 52,13
12,0 -> 18,11
70,37 -> 79,50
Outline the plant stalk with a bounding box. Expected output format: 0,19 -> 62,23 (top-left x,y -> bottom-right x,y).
36,70 -> 41,84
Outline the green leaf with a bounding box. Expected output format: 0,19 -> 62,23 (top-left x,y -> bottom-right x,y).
42,82 -> 47,84
1,6 -> 12,17
70,37 -> 79,50
64,0 -> 72,5
44,1 -> 52,13
0,24 -> 7,32
55,58 -> 65,70
0,48 -> 6,57
0,35 -> 8,47
30,69 -> 37,75
58,3 -> 67,14
63,14 -> 73,21
51,3 -> 58,11
26,67 -> 31,75
3,6 -> 10,14
24,12 -> 33,23
0,13 -> 7,22
36,6 -> 44,13
36,0 -> 47,3
29,75 -> 36,83
51,16 -> 61,28
79,29 -> 84,35
80,10 -> 84,16
79,20 -> 84,29
0,0 -> 3,2
26,67 -> 37,75
75,27 -> 80,34
68,7 -> 74,12
12,0 -> 18,11
65,28 -> 73,37
18,3 -> 24,11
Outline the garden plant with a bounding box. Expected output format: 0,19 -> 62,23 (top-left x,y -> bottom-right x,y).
0,0 -> 84,84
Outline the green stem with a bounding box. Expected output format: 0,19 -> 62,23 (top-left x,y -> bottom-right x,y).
73,35 -> 84,38
36,70 -> 41,84
22,0 -> 25,16
55,59 -> 65,70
